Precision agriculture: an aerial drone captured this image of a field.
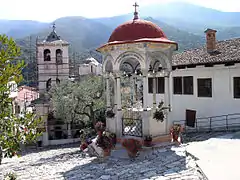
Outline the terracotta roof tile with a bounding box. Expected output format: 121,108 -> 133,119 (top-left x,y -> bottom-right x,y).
172,38 -> 240,66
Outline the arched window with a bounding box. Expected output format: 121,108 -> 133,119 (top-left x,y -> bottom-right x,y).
56,49 -> 63,64
44,49 -> 51,61
46,78 -> 52,91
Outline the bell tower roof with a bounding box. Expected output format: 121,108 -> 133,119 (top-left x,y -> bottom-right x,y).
37,22 -> 69,46
45,22 -> 61,42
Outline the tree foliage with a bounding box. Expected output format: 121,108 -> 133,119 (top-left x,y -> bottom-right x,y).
0,35 -> 42,164
50,76 -> 105,127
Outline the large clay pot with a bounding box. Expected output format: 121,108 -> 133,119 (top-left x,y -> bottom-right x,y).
127,150 -> 138,158
144,140 -> 152,147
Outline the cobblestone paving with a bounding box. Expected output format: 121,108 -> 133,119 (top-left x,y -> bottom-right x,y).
0,143 -> 206,180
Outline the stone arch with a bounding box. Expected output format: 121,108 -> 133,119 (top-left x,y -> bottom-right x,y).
115,51 -> 145,73
44,49 -> 51,61
56,49 -> 63,64
103,54 -> 114,73
149,51 -> 170,71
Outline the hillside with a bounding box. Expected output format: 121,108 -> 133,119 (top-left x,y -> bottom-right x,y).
141,2 -> 240,27
144,17 -> 205,51
0,20 -> 48,39
2,2 -> 240,39
16,16 -> 205,55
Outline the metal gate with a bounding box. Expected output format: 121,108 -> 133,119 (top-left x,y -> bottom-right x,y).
122,109 -> 143,137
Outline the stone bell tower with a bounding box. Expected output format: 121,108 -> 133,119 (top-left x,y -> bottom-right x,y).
36,23 -> 70,94
34,23 -> 70,146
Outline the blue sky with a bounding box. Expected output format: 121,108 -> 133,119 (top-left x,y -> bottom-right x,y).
0,0 -> 240,22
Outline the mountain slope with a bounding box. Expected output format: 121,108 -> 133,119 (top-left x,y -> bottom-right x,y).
141,2 -> 240,27
16,16 -> 113,53
217,27 -> 240,40
144,17 -> 205,51
2,2 -> 240,40
0,20 -> 48,38
17,16 -> 205,56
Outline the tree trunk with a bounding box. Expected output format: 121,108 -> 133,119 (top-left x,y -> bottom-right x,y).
89,104 -> 96,127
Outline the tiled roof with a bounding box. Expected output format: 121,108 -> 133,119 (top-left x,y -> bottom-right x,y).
172,38 -> 240,66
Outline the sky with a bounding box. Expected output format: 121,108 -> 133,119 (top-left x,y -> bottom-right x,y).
0,0 -> 240,22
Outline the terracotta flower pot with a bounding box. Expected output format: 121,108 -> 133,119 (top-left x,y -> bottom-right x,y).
127,150 -> 138,158
80,143 -> 88,151
122,139 -> 142,158
144,140 -> 152,147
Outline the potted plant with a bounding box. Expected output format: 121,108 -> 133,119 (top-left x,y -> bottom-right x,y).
143,135 -> 153,147
94,121 -> 105,136
170,124 -> 183,145
106,109 -> 115,118
122,138 -> 142,158
153,101 -> 170,122
96,131 -> 113,157
80,130 -> 87,150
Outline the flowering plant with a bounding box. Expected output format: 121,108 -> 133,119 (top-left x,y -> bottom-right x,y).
96,130 -> 113,151
170,124 -> 183,144
94,121 -> 105,133
122,138 -> 142,158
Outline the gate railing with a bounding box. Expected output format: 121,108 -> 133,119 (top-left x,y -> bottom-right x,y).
122,118 -> 143,137
173,113 -> 240,133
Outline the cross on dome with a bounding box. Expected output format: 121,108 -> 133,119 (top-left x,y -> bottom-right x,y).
133,2 -> 139,20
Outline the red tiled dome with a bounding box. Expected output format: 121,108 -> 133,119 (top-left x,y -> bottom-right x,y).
108,19 -> 167,43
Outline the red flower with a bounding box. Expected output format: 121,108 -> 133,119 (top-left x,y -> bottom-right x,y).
80,143 -> 88,151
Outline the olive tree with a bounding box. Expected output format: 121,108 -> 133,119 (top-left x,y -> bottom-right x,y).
50,76 -> 105,127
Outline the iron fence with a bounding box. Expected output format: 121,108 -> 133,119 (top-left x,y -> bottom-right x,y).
173,113 -> 240,133
122,118 -> 143,137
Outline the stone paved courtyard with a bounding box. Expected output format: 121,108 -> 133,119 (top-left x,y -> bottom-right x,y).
0,142 -> 206,180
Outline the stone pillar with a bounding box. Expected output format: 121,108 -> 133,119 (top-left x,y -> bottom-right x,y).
153,74 -> 157,109
164,73 -> 170,134
142,69 -> 150,136
115,74 -> 122,137
106,73 -> 111,108
132,76 -> 136,107
113,76 -> 117,110
116,75 -> 122,109
142,70 -> 148,109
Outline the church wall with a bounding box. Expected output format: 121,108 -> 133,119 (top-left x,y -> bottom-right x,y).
79,64 -> 102,76
144,63 -> 240,131
168,63 -> 240,126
